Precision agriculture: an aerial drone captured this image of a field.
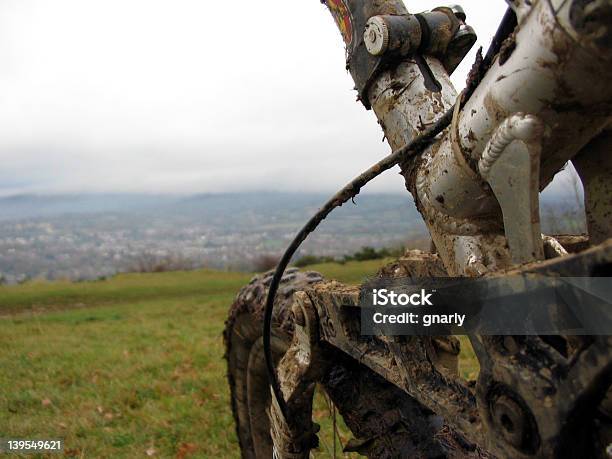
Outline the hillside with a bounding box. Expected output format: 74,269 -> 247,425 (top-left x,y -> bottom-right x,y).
0,259 -> 401,458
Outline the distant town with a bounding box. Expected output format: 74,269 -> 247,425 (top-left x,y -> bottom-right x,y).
0,192 -> 583,284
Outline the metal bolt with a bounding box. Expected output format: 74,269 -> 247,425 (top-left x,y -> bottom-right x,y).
451,24 -> 477,49
447,4 -> 467,21
492,395 -> 528,449
364,16 -> 390,56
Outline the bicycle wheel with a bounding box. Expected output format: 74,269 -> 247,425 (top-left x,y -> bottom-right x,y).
225,267 -> 485,458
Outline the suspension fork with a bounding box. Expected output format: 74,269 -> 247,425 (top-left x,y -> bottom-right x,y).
323,0 -> 612,275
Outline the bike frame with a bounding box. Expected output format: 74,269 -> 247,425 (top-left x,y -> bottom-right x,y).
266,1 -> 612,457
327,0 -> 611,275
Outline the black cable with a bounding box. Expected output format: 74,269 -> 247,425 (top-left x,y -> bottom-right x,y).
483,7 -> 517,68
263,105 -> 456,420
263,4 -> 516,425
463,7 -> 517,102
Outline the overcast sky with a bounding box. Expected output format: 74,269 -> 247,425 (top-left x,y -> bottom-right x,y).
0,0 -> 576,197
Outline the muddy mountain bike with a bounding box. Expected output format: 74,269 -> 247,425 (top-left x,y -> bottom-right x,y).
225,0 -> 612,457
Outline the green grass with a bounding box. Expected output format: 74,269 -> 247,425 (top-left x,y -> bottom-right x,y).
0,259 -> 477,458
0,260 -> 392,458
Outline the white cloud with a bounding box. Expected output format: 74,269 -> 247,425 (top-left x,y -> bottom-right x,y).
0,0 -> 511,195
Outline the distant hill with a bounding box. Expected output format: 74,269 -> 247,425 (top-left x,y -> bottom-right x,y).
0,189 -> 580,221
0,193 -> 177,220
0,191 -> 421,221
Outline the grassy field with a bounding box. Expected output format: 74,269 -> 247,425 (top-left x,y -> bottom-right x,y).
0,259 -> 477,458
0,260 -> 389,458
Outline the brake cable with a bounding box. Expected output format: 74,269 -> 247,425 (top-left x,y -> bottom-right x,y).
263,4 -> 517,424
262,102 -> 460,420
